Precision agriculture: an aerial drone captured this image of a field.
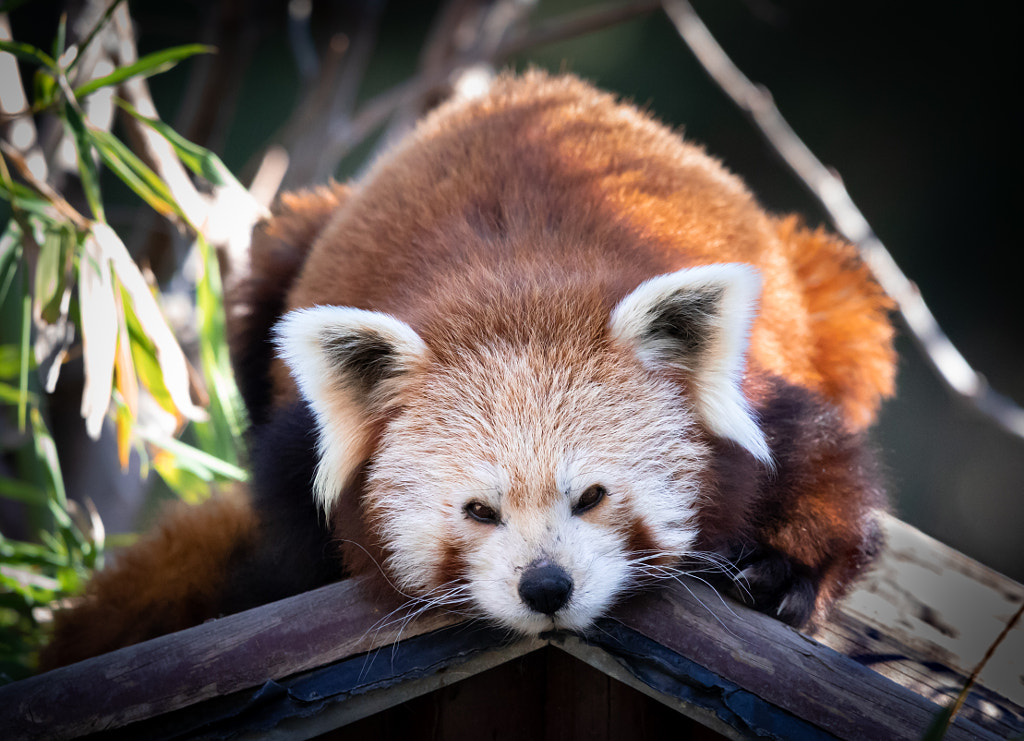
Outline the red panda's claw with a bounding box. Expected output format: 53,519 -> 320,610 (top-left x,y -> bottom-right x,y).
732,547 -> 817,628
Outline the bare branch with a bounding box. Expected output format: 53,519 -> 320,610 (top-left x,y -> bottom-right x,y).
281,2 -> 387,189
499,0 -> 660,58
369,0 -> 538,161
662,0 -> 1024,442
314,0 -> 661,178
0,140 -> 88,229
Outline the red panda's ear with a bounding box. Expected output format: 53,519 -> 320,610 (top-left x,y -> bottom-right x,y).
274,307 -> 427,514
609,264 -> 772,466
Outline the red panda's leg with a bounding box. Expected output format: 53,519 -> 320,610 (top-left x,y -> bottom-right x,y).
39,489 -> 259,670
706,382 -> 887,628
753,386 -> 886,627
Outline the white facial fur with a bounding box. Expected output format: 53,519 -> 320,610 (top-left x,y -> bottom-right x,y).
365,345 -> 708,633
275,264 -> 765,633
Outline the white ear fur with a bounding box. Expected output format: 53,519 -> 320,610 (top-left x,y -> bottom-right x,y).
609,264 -> 772,466
274,306 -> 427,515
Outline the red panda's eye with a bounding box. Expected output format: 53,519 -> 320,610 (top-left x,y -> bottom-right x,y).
464,501 -> 499,524
573,484 -> 607,515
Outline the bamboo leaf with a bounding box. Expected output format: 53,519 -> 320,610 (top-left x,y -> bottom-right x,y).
32,68 -> 58,112
87,128 -> 181,218
52,13 -> 67,66
0,180 -> 55,219
150,449 -> 212,505
0,477 -> 48,506
32,226 -> 76,393
117,99 -> 242,188
114,403 -> 132,471
0,346 -> 31,380
90,223 -> 206,424
0,227 -> 20,310
29,408 -> 69,517
73,44 -> 214,99
123,303 -> 177,416
17,264 -> 30,431
62,104 -> 104,222
0,381 -> 36,404
0,40 -> 56,70
112,281 -> 138,418
68,0 -> 126,73
0,537 -> 68,569
33,226 -> 68,324
191,234 -> 246,462
140,429 -> 247,483
78,231 -> 117,440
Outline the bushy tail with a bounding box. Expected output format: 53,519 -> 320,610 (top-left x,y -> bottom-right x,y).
774,216 -> 896,430
39,490 -> 258,670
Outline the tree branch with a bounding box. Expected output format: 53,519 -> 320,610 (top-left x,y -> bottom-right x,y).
286,0 -> 661,186
662,0 -> 1024,442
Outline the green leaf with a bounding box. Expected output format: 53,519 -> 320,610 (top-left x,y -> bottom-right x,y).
117,99 -> 242,188
0,346 -> 31,379
17,264 -> 30,430
0,381 -> 36,404
139,429 -> 248,483
122,299 -> 176,415
0,227 -> 21,309
91,223 -> 206,424
0,40 -> 57,70
29,407 -> 68,514
69,0 -> 127,74
31,68 -> 58,112
191,234 -> 246,463
34,225 -> 72,324
73,44 -> 214,99
52,12 -> 67,65
88,128 -> 183,219
0,537 -> 64,569
62,103 -> 104,222
0,477 -> 48,506
0,181 -> 55,219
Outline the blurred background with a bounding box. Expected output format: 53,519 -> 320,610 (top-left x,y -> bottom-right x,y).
3,0 -> 1021,591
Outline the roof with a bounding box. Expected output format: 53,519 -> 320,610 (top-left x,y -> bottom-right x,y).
1,515 -> 1021,740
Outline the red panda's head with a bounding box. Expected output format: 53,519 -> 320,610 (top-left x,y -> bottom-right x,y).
274,264 -> 768,633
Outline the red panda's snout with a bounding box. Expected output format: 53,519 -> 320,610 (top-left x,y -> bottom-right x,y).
518,559 -> 574,616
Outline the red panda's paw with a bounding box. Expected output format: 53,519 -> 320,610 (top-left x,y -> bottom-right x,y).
727,546 -> 818,628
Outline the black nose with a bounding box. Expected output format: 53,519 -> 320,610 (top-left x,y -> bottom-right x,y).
518,561 -> 573,615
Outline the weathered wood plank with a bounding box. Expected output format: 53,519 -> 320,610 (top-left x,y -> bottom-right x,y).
0,515 -> 1020,740
0,577 -> 462,740
610,579 -> 1001,741
817,515 -> 1024,736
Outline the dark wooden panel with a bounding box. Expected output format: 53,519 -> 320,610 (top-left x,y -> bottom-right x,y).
321,647 -> 715,741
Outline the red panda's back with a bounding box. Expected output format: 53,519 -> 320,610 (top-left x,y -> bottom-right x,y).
281,71 -> 893,429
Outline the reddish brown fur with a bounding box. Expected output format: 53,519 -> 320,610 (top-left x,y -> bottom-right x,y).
40,490 -> 258,669
275,73 -> 893,428
42,72 -> 895,665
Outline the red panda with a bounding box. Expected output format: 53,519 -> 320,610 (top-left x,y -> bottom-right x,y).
42,71 -> 895,668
